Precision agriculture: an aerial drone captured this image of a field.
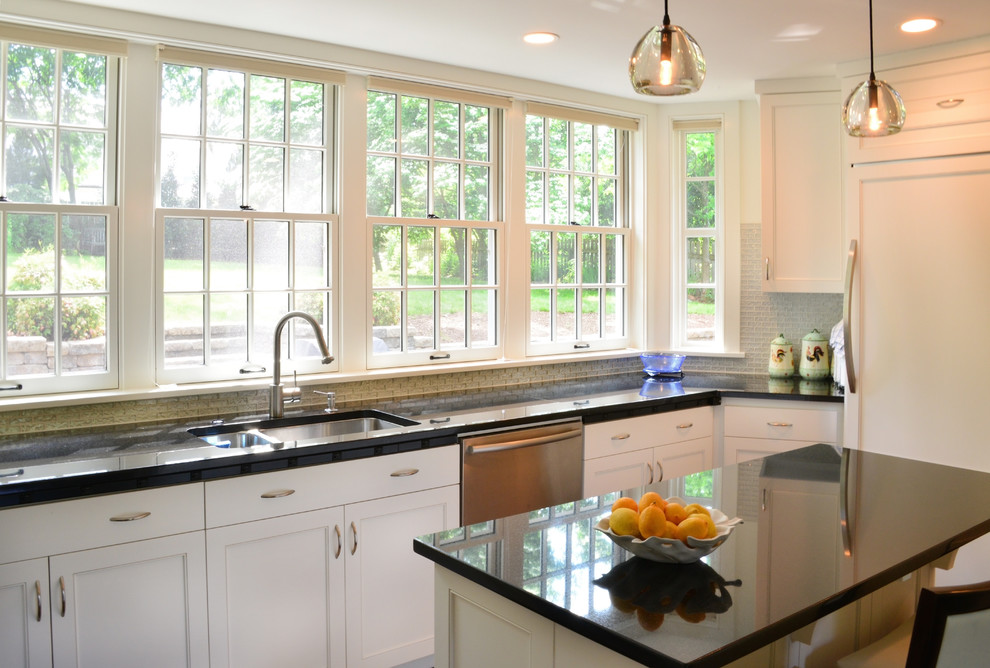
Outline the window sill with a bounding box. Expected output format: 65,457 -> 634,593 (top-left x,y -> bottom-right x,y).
0,348 -> 647,413
662,349 -> 746,359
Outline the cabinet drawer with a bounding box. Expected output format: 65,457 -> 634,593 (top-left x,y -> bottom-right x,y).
584,407 -> 713,460
206,445 -> 458,528
0,483 -> 205,564
724,405 -> 837,443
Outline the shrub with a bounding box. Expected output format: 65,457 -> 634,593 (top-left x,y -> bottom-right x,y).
6,247 -> 106,341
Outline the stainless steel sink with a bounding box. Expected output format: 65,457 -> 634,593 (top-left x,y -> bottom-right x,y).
188,410 -> 419,448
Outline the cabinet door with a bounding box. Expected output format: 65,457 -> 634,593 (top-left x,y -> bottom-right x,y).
206,507 -> 346,668
654,436 -> 713,481
0,558 -> 52,668
49,531 -> 208,668
761,91 -> 844,292
344,484 -> 459,668
723,436 -> 818,465
582,449 -> 653,498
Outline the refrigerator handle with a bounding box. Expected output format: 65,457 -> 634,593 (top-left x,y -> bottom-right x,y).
843,240 -> 858,394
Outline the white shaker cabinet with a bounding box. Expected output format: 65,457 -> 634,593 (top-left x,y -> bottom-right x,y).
759,88 -> 845,293
50,531 -> 208,668
0,483 -> 209,668
721,399 -> 841,465
205,445 -> 460,668
582,407 -> 714,497
0,558 -> 52,667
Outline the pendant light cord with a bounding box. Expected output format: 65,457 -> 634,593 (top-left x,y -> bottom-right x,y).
663,0 -> 670,27
868,0 -> 876,82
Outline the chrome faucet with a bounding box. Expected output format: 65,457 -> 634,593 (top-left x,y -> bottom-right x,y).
269,311 -> 334,419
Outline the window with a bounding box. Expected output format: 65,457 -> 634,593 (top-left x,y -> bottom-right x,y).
671,120 -> 723,350
366,80 -> 505,366
524,106 -> 631,354
155,48 -> 342,383
0,32 -> 121,395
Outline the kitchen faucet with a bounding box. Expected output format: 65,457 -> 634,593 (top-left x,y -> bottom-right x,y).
269,311 -> 334,419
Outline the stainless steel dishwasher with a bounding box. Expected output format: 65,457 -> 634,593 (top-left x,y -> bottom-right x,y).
460,418 -> 584,525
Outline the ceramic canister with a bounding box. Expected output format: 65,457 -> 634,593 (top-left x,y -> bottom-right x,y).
768,333 -> 794,378
799,329 -> 830,380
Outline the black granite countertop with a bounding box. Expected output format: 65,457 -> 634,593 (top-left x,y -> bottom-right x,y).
0,372 -> 841,508
414,445 -> 990,667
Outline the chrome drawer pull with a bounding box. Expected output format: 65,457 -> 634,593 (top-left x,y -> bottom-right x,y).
109,511 -> 151,522
35,580 -> 42,622
676,423 -> 693,429
0,468 -> 24,479
611,433 -> 631,441
767,422 -> 793,427
936,98 -> 964,109
58,576 -> 66,618
350,521 -> 358,555
390,468 -> 419,477
334,525 -> 342,559
260,489 -> 295,499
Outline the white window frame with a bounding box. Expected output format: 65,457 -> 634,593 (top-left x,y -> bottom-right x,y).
365,79 -> 507,369
670,118 -> 726,353
154,48 -> 342,385
524,106 -> 633,356
0,28 -> 123,396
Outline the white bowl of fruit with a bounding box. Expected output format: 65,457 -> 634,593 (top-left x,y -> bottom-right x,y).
594,494 -> 742,564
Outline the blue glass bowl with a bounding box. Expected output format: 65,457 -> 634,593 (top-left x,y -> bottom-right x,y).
640,353 -> 686,376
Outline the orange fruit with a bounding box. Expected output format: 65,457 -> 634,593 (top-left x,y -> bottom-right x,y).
609,592 -> 636,614
636,608 -> 665,631
664,520 -> 679,539
638,503 -> 667,539
609,507 -> 641,537
676,602 -> 706,624
638,491 -> 666,510
684,503 -> 711,518
664,502 -> 688,525
611,496 -> 639,513
675,515 -> 709,544
701,514 -> 718,538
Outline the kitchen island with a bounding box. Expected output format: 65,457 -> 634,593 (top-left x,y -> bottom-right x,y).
414,444 -> 990,667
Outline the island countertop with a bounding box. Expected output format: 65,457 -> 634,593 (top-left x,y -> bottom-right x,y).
414,444 -> 990,667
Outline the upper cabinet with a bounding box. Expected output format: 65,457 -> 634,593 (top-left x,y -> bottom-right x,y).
843,51 -> 990,164
759,88 -> 845,293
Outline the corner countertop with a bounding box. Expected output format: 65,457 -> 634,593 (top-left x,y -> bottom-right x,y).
414,444 -> 990,667
0,372 -> 841,508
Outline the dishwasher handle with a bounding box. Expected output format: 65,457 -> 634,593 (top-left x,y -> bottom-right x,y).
465,426 -> 583,455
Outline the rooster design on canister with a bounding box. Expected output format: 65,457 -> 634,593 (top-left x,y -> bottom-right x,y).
806,345 -> 825,363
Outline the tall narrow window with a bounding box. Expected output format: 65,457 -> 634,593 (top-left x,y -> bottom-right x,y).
0,33 -> 121,395
366,80 -> 506,367
156,49 -> 341,384
672,120 -> 722,350
525,106 -> 631,355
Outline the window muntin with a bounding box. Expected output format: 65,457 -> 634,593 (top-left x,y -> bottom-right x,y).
672,122 -> 722,350
1,37 -> 117,394
156,57 -> 336,383
525,114 -> 628,353
366,86 -> 501,366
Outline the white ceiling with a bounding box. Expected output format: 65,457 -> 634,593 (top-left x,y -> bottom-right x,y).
62,0 -> 990,102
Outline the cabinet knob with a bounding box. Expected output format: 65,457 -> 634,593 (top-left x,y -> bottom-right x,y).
676,423 -> 694,429
109,511 -> 151,522
390,468 -> 419,478
611,433 -> 631,441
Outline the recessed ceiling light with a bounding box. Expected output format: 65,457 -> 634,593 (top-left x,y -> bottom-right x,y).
523,32 -> 559,45
901,18 -> 940,33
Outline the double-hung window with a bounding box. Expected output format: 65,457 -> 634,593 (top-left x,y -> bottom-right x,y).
155,48 -> 343,384
524,104 -> 633,355
671,120 -> 723,350
366,79 -> 507,367
0,27 -> 123,395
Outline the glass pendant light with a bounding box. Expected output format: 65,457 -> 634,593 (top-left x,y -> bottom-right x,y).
629,0 -> 705,96
842,0 -> 906,136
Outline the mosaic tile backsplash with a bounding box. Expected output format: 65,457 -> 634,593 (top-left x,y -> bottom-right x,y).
0,223 -> 841,437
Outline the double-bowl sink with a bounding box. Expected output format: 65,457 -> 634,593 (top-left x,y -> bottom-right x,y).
187,409 -> 420,448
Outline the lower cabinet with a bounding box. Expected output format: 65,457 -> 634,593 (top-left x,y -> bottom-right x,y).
0,558 -> 52,667
721,400 -> 841,465
206,508 -> 347,668
205,445 -> 461,668
50,531 -> 209,668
